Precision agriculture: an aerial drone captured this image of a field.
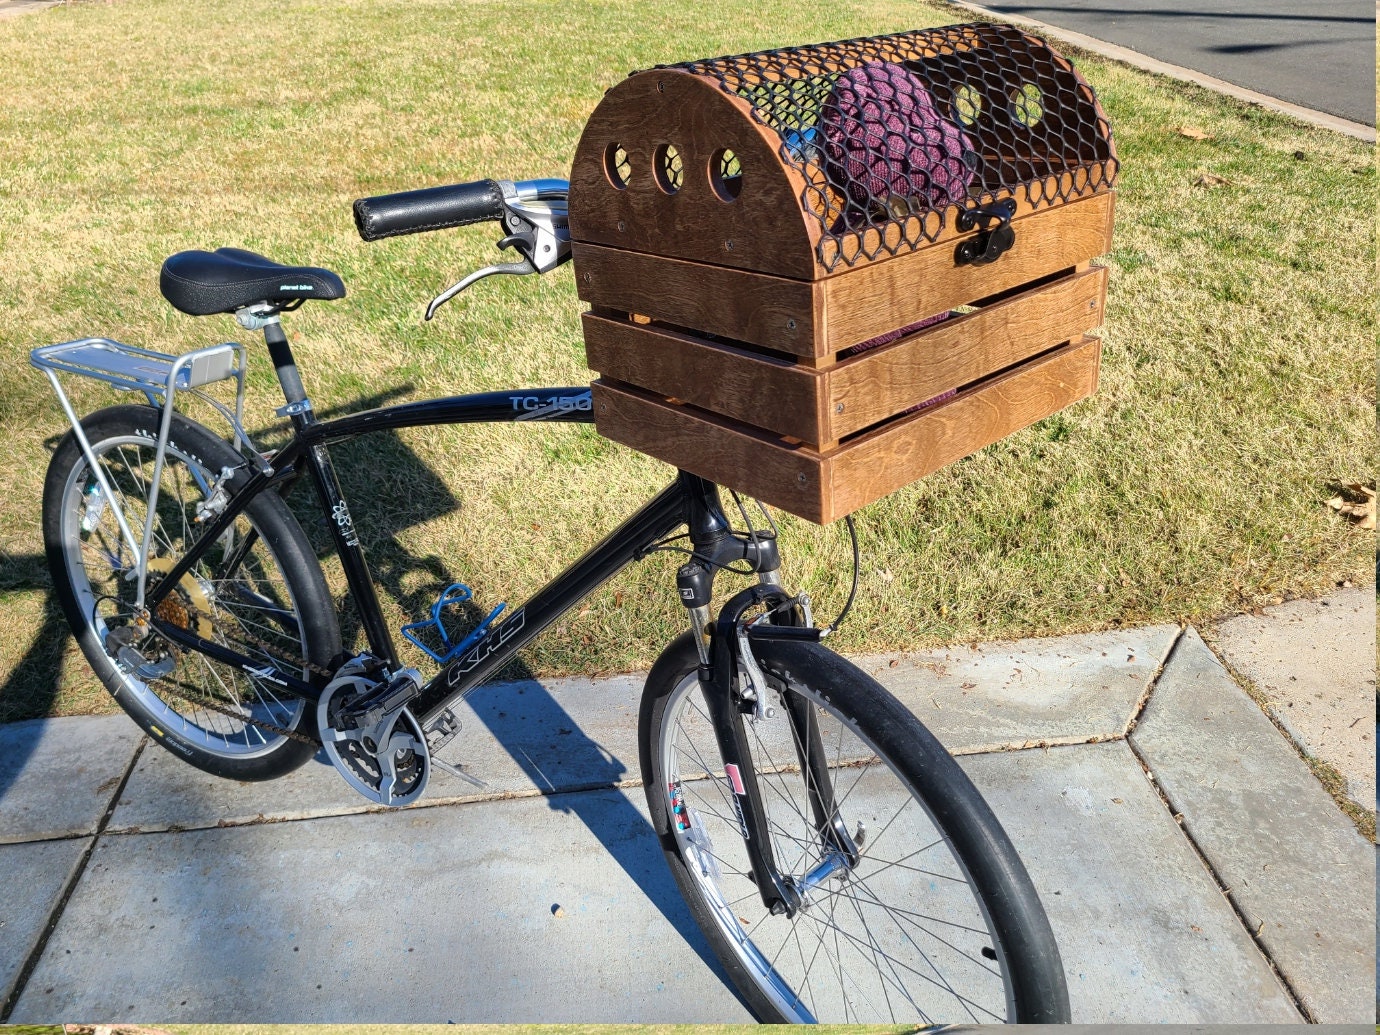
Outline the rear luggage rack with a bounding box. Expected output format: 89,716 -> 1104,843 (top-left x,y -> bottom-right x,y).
31,337 -> 255,608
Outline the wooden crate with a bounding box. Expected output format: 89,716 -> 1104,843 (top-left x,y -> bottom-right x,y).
569,23 -> 1117,523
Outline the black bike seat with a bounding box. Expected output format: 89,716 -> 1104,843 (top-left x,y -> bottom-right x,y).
160,247 -> 346,316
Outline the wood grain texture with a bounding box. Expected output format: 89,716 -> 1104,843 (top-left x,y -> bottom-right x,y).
582,266 -> 1106,445
574,242 -> 817,354
567,69 -> 821,279
582,312 -> 829,443
827,264 -> 1107,438
575,193 -> 1112,359
826,336 -> 1101,517
593,378 -> 828,519
592,336 -> 1101,524
818,191 -> 1114,352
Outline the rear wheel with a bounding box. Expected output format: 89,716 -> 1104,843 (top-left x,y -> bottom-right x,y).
640,632 -> 1069,1023
43,405 -> 340,780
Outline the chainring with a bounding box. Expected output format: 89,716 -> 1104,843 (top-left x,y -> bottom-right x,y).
318,665 -> 430,807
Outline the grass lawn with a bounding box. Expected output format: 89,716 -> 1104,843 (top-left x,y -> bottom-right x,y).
0,0 -> 1372,722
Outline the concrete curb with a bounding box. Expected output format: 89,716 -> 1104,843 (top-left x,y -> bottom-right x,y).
944,0 -> 1377,142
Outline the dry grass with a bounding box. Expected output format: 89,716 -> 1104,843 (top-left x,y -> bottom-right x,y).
0,0 -> 1373,722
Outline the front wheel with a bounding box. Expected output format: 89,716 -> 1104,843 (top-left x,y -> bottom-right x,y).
640,632 -> 1070,1023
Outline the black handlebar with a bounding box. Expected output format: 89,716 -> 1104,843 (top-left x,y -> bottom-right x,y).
353,179 -> 507,241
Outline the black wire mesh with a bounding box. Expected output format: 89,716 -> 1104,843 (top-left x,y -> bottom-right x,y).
666,22 -> 1117,271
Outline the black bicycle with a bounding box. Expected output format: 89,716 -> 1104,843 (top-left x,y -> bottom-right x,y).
34,176 -> 1069,1024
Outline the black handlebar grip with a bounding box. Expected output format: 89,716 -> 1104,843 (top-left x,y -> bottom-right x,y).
353,179 -> 506,241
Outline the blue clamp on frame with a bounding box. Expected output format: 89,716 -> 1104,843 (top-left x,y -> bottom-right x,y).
400,582 -> 507,665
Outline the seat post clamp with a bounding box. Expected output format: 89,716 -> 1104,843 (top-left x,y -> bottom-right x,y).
234,305 -> 282,332
275,398 -> 314,418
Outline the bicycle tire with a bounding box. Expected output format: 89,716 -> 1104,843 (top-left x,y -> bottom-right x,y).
639,631 -> 1070,1023
43,404 -> 341,780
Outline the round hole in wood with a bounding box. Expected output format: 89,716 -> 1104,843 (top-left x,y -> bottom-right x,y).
604,143 -> 631,189
1011,83 -> 1045,127
654,143 -> 683,194
953,83 -> 983,127
709,148 -> 743,202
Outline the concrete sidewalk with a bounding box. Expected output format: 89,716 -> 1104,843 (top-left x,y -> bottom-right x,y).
0,591 -> 1373,1024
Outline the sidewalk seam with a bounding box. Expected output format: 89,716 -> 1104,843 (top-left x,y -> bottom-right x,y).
1122,684 -> 1314,1022
0,737 -> 146,1022
1122,623 -> 1186,738
1197,622 -> 1376,841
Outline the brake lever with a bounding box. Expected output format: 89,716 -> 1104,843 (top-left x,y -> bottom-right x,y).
424,234 -> 537,321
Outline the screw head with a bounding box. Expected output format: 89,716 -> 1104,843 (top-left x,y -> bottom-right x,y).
797,473 -> 807,484
616,220 -> 626,233
835,402 -> 845,413
725,240 -> 734,251
786,318 -> 797,331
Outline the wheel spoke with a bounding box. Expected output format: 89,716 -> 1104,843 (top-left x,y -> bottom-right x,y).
58,428 -> 313,761
654,648 -> 1038,1023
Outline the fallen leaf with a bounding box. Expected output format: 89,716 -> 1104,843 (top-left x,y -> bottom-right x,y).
613,590 -> 624,607
1327,483 -> 1376,530
1177,126 -> 1213,140
876,567 -> 895,583
1194,173 -> 1232,188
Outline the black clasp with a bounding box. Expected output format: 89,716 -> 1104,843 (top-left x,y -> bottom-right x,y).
954,199 -> 1018,266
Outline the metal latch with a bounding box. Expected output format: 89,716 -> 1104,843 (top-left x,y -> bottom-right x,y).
954,199 -> 1018,266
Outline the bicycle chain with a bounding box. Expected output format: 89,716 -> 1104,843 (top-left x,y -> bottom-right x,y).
135,587 -> 336,747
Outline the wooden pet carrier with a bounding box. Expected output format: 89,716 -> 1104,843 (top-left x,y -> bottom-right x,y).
569,23 -> 1118,523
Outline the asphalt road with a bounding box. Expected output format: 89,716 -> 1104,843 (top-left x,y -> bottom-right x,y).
967,1 -> 1376,126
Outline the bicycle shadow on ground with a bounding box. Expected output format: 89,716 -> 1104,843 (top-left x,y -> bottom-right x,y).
1,389 -> 734,996
291,402 -> 734,989
314,416 -> 734,991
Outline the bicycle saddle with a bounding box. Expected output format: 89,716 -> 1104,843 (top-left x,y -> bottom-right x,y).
160,247 -> 346,316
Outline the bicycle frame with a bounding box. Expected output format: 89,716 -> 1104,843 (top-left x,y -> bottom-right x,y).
136,343 -> 821,915
145,385 -> 718,726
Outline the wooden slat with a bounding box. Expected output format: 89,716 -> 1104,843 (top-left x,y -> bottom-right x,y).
826,336 -> 1101,516
818,191 -> 1114,353
593,378 -> 830,520
592,337 -> 1101,524
582,266 -> 1107,445
826,264 -> 1106,438
574,243 -> 818,355
574,191 -> 1113,359
582,312 -> 828,444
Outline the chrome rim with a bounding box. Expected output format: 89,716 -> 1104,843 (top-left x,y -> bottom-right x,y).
59,433 -> 308,756
658,669 -> 1014,1023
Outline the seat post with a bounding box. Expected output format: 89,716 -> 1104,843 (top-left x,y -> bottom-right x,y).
262,319 -> 310,411
235,305 -> 312,425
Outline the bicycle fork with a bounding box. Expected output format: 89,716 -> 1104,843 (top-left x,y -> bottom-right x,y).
685,580 -> 862,919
